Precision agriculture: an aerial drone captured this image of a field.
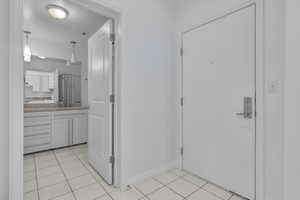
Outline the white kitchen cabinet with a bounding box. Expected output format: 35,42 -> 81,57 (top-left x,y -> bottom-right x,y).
73,114 -> 88,144
52,118 -> 71,148
24,110 -> 88,154
52,110 -> 88,149
24,112 -> 52,154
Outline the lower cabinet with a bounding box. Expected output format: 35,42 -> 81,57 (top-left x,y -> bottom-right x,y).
73,114 -> 88,144
24,112 -> 52,154
52,111 -> 88,149
52,118 -> 71,149
24,110 -> 88,154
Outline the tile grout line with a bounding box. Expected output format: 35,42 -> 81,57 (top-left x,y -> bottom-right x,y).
26,145 -> 111,200
181,182 -> 209,200
33,162 -> 64,180
152,177 -> 187,199
201,187 -> 233,200
125,169 -> 185,199
53,149 -> 79,200
132,185 -> 154,200
33,153 -> 41,200
71,146 -> 112,200
36,147 -> 92,200
133,170 -> 189,199
32,148 -> 239,200
141,170 -> 227,200
178,170 -> 235,200
151,172 -> 204,199
34,152 -> 68,190
154,176 -> 198,199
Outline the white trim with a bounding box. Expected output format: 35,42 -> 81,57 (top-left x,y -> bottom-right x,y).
126,161 -> 178,186
9,0 -> 123,199
9,0 -> 24,199
178,1 -> 265,200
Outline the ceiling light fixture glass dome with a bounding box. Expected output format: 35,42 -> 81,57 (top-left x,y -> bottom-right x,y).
46,4 -> 69,20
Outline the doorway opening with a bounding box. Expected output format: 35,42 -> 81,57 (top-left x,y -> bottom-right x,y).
11,0 -> 121,199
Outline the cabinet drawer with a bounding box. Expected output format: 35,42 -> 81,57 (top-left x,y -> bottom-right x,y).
54,110 -> 87,119
24,124 -> 51,134
24,120 -> 51,128
24,112 -> 51,123
24,135 -> 51,148
24,128 -> 51,138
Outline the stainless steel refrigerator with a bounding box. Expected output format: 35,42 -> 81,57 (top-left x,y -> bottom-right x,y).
58,74 -> 81,106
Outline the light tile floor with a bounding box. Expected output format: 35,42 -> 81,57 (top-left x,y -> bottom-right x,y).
24,144 -> 247,200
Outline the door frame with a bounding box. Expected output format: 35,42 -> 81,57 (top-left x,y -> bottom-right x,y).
9,0 -> 123,199
178,1 -> 265,200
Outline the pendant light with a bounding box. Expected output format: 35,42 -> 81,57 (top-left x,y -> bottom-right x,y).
67,41 -> 77,66
24,31 -> 32,62
70,41 -> 77,63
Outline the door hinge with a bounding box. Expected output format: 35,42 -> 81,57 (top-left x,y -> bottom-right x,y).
180,147 -> 184,156
109,156 -> 115,165
180,48 -> 183,57
110,94 -> 115,104
110,33 -> 116,44
180,97 -> 184,106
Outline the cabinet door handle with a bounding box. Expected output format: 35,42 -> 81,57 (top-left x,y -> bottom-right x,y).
72,119 -> 74,144
68,120 -> 71,145
70,119 -> 72,145
68,119 -> 74,145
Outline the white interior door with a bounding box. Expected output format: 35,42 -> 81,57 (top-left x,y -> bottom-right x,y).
88,20 -> 113,184
182,5 -> 256,199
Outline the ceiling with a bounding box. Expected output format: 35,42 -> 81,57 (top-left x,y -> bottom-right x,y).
24,0 -> 109,45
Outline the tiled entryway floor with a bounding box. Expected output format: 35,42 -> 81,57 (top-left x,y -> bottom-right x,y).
24,144 -> 246,200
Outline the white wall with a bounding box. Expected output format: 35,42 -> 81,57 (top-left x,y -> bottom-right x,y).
285,1 -> 299,200
175,1 -> 284,200
263,1 -> 284,200
0,0 -> 9,199
107,0 -> 178,185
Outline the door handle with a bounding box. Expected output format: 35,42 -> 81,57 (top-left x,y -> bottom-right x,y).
236,97 -> 253,119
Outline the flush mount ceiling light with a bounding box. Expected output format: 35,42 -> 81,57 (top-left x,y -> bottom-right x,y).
46,4 -> 69,20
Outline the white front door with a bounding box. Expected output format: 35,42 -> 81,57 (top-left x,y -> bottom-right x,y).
88,20 -> 114,184
182,5 -> 256,199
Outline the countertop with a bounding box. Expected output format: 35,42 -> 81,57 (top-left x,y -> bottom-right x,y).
24,104 -> 89,113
